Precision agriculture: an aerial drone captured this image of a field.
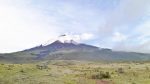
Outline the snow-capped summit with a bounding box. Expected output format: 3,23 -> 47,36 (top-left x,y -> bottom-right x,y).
58,34 -> 79,44
42,34 -> 79,46
59,39 -> 78,44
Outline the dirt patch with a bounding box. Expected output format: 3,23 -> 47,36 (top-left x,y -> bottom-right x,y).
96,80 -> 112,84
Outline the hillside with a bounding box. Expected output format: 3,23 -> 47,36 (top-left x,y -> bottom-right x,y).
0,40 -> 150,63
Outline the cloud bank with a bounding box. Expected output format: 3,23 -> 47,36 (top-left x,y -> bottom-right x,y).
99,0 -> 150,53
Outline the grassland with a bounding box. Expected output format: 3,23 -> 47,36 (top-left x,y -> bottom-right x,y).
0,60 -> 150,84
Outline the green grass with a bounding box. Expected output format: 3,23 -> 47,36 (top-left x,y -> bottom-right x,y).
0,60 -> 150,84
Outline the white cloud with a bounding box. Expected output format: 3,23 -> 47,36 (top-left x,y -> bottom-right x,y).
80,33 -> 94,40
0,0 -> 61,53
0,0 -> 101,53
112,32 -> 127,42
101,0 -> 150,53
136,20 -> 150,41
132,20 -> 150,53
58,33 -> 94,43
113,20 -> 150,53
99,0 -> 150,36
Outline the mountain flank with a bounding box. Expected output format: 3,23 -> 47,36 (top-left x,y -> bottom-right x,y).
0,40 -> 150,63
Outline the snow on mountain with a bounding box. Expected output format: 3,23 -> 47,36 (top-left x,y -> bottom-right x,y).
43,34 -> 79,46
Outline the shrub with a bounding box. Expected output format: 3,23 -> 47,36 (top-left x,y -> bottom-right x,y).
91,71 -> 111,79
132,82 -> 136,84
36,64 -> 48,70
6,65 -> 14,70
146,67 -> 149,71
117,68 -> 124,74
128,66 -> 131,69
20,69 -> 25,73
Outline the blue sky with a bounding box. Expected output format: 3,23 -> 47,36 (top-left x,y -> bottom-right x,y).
0,0 -> 150,53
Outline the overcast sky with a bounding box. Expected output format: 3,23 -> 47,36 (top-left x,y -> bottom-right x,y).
0,0 -> 150,53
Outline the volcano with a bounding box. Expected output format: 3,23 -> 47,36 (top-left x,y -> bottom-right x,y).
0,39 -> 150,63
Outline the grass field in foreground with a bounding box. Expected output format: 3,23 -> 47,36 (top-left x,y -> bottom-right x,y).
0,60 -> 150,84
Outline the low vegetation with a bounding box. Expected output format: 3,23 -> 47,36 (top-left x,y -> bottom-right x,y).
0,60 -> 150,84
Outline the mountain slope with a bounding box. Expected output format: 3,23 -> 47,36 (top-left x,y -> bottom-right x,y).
0,40 -> 150,63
